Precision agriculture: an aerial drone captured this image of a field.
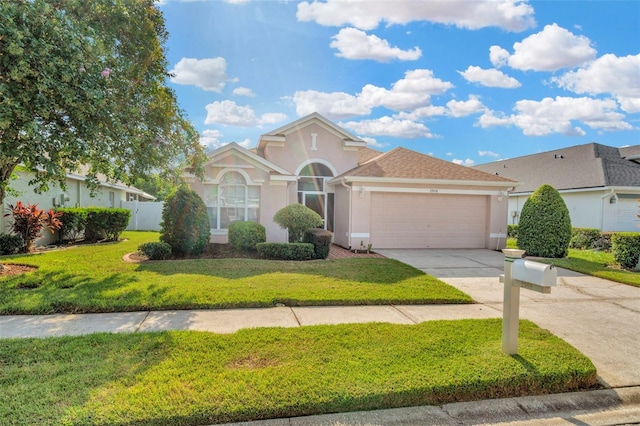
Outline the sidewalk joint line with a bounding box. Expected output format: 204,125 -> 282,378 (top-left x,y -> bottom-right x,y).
289,307 -> 302,327
135,311 -> 151,333
391,305 -> 417,324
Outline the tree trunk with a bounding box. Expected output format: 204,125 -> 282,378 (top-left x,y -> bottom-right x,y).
0,159 -> 18,208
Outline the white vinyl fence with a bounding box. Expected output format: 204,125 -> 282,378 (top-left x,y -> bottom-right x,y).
122,201 -> 164,231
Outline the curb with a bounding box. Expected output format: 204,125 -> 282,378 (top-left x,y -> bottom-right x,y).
221,386 -> 640,425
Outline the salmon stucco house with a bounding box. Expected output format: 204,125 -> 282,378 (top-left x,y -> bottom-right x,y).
187,113 -> 517,250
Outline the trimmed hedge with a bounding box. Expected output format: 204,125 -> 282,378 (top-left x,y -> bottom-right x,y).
256,242 -> 315,260
569,228 -> 601,250
517,184 -> 572,258
56,208 -> 88,242
273,204 -> 323,243
228,221 -> 266,251
84,208 -> 131,242
611,232 -> 640,269
595,232 -> 613,252
0,234 -> 24,255
138,242 -> 172,260
507,224 -> 518,238
304,228 -> 333,259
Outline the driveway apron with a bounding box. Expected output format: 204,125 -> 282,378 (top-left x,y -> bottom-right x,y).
377,248 -> 640,388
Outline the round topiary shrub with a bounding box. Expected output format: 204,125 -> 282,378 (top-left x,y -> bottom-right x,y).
138,241 -> 172,260
160,187 -> 210,256
273,203 -> 323,243
517,184 -> 572,258
228,221 -> 266,251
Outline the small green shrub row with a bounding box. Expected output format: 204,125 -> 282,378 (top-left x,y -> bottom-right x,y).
56,208 -> 87,242
57,207 -> 130,242
0,234 -> 24,255
256,242 -> 315,260
569,228 -> 602,250
228,221 -> 266,251
507,224 -> 518,238
304,228 -> 333,260
138,241 -> 172,260
611,232 -> 640,269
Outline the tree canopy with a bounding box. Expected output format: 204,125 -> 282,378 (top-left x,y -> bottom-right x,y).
0,0 -> 205,204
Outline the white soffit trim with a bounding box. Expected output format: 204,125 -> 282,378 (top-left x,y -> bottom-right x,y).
270,175 -> 298,182
355,186 -> 506,196
205,143 -> 292,176
336,176 -> 519,188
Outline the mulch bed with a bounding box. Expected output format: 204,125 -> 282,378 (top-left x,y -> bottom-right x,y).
0,264 -> 38,277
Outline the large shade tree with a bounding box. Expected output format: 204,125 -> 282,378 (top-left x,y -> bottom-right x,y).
0,0 -> 205,205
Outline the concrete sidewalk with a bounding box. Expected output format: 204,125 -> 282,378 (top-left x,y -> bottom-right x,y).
0,304 -> 500,338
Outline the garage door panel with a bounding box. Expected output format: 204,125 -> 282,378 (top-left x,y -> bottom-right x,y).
370,193 -> 486,249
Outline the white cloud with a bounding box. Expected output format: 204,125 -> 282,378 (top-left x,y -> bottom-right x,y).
330,27 -> 421,62
489,46 -> 510,68
446,95 -> 486,117
233,87 -> 256,97
297,0 -> 535,32
452,158 -> 475,166
479,150 -> 500,158
236,138 -> 252,148
169,57 -> 233,92
396,105 -> 448,120
361,136 -> 387,149
200,129 -> 224,151
293,69 -> 453,119
293,90 -> 370,120
478,96 -> 632,136
458,66 -> 521,88
204,100 -> 287,127
340,116 -> 434,139
494,24 -> 597,71
552,54 -> 640,113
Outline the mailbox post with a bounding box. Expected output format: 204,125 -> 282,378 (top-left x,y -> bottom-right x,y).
500,249 -> 557,355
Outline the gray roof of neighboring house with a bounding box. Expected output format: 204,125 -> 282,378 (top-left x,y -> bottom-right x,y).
473,143 -> 640,194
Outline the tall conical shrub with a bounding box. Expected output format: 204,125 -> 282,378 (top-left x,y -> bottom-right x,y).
517,184 -> 572,258
160,186 -> 210,256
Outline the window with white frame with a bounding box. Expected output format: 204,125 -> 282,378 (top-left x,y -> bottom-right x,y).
205,171 -> 259,230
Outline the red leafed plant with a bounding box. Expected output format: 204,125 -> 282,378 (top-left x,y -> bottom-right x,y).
5,202 -> 63,253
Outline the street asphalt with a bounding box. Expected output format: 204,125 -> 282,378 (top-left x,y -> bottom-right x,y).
1,248 -> 639,425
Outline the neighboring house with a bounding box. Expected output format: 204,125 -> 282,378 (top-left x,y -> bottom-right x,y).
1,168 -> 155,244
187,113 -> 516,249
473,143 -> 640,232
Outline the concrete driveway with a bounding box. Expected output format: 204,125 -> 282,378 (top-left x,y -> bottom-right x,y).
377,248 -> 640,389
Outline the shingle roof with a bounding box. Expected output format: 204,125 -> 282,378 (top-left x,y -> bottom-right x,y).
342,147 -> 514,183
473,143 -> 640,193
357,147 -> 383,165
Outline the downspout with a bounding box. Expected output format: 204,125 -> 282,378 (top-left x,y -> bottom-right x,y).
340,178 -> 352,249
600,188 -> 616,230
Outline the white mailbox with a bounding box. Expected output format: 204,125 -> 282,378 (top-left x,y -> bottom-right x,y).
512,259 -> 557,293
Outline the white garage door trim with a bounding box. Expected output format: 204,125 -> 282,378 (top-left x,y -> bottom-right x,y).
370,193 -> 487,249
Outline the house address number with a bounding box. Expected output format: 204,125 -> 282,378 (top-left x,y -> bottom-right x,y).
429,189 -> 438,193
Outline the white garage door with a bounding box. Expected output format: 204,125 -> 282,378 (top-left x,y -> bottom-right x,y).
370,193 -> 487,248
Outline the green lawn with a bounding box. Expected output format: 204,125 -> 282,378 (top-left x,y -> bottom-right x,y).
539,248 -> 640,288
0,232 -> 472,314
0,319 -> 597,426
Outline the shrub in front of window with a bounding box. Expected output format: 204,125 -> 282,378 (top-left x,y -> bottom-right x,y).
256,242 -> 315,260
56,208 -> 88,242
273,203 -> 323,243
517,184 -> 571,258
138,241 -> 172,260
304,228 -> 333,259
611,232 -> 640,269
160,187 -> 210,256
228,221 -> 266,251
0,234 -> 24,255
84,208 -> 131,242
569,228 -> 601,250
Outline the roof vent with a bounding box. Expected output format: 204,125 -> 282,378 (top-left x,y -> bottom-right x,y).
554,154 -> 564,159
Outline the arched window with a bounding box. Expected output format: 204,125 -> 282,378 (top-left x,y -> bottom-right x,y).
205,171 -> 260,230
297,162 -> 334,231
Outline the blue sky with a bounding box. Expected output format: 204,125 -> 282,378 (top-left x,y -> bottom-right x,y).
158,0 -> 640,166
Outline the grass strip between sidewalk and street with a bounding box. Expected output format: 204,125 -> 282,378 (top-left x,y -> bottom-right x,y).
0,232 -> 471,314
0,319 -> 597,425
